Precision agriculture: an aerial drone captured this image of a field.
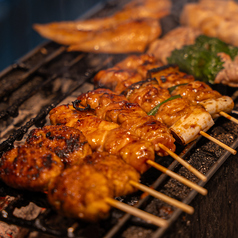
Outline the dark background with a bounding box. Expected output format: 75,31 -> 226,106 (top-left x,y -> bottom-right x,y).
0,0 -> 102,71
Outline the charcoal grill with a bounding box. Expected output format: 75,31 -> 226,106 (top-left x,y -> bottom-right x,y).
1,0 -> 238,237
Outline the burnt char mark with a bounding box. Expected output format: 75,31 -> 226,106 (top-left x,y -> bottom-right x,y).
147,64 -> 178,74
121,78 -> 158,97
42,154 -> 54,169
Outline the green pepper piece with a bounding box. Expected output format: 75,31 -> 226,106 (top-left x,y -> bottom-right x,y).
168,83 -> 188,93
147,95 -> 182,116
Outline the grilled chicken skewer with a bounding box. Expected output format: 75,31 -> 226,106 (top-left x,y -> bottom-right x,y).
122,78 -> 214,146
77,89 -> 210,183
77,88 -> 176,157
0,125 -> 92,191
49,102 -> 206,195
169,80 -> 234,119
0,126 -> 193,222
94,54 -> 162,93
123,68 -> 236,154
48,163 -> 168,227
82,151 -> 194,213
49,104 -> 155,173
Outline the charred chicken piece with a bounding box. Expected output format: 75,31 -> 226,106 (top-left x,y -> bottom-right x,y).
49,104 -> 155,173
26,125 -> 92,166
122,78 -> 171,112
147,65 -> 195,89
93,54 -> 162,93
0,145 -> 64,192
83,151 -> 140,197
48,164 -> 114,222
77,89 -> 176,156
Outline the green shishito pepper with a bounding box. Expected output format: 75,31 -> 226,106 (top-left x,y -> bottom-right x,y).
168,83 -> 188,93
167,35 -> 238,83
147,95 -> 182,116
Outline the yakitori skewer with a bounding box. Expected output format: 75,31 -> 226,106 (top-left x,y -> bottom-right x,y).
47,163 -> 170,226
118,65 -> 236,154
77,89 -> 208,183
82,151 -> 194,214
49,102 -> 206,196
0,127 -> 192,226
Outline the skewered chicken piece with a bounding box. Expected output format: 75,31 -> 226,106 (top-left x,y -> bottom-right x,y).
147,26 -> 202,64
122,78 -> 171,112
146,65 -> 195,89
47,159 -> 169,226
48,164 -> 114,222
26,125 -> 92,166
0,145 -> 64,192
82,151 -> 140,197
34,18 -> 161,54
94,54 -> 162,93
49,104 -> 155,173
77,88 -> 176,156
122,78 -> 214,145
170,81 -> 234,118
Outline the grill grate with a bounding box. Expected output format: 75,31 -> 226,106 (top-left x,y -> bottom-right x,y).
1,0 -> 238,238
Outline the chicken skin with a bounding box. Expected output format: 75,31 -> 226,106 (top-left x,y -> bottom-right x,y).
26,125 -> 92,166
0,145 -> 64,192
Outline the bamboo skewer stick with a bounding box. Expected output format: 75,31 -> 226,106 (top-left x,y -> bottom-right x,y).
158,143 -> 207,182
130,180 -> 194,214
105,197 -> 168,227
219,111 -> 238,124
146,160 -> 208,196
199,131 -> 237,155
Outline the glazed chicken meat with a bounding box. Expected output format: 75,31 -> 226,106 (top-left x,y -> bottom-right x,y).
26,125 -> 92,166
49,104 -> 155,173
77,88 -> 176,156
0,145 -> 64,192
48,164 -> 114,222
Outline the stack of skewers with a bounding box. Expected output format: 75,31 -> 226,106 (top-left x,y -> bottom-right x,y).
1,52 -> 237,227
1,0 -> 238,230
